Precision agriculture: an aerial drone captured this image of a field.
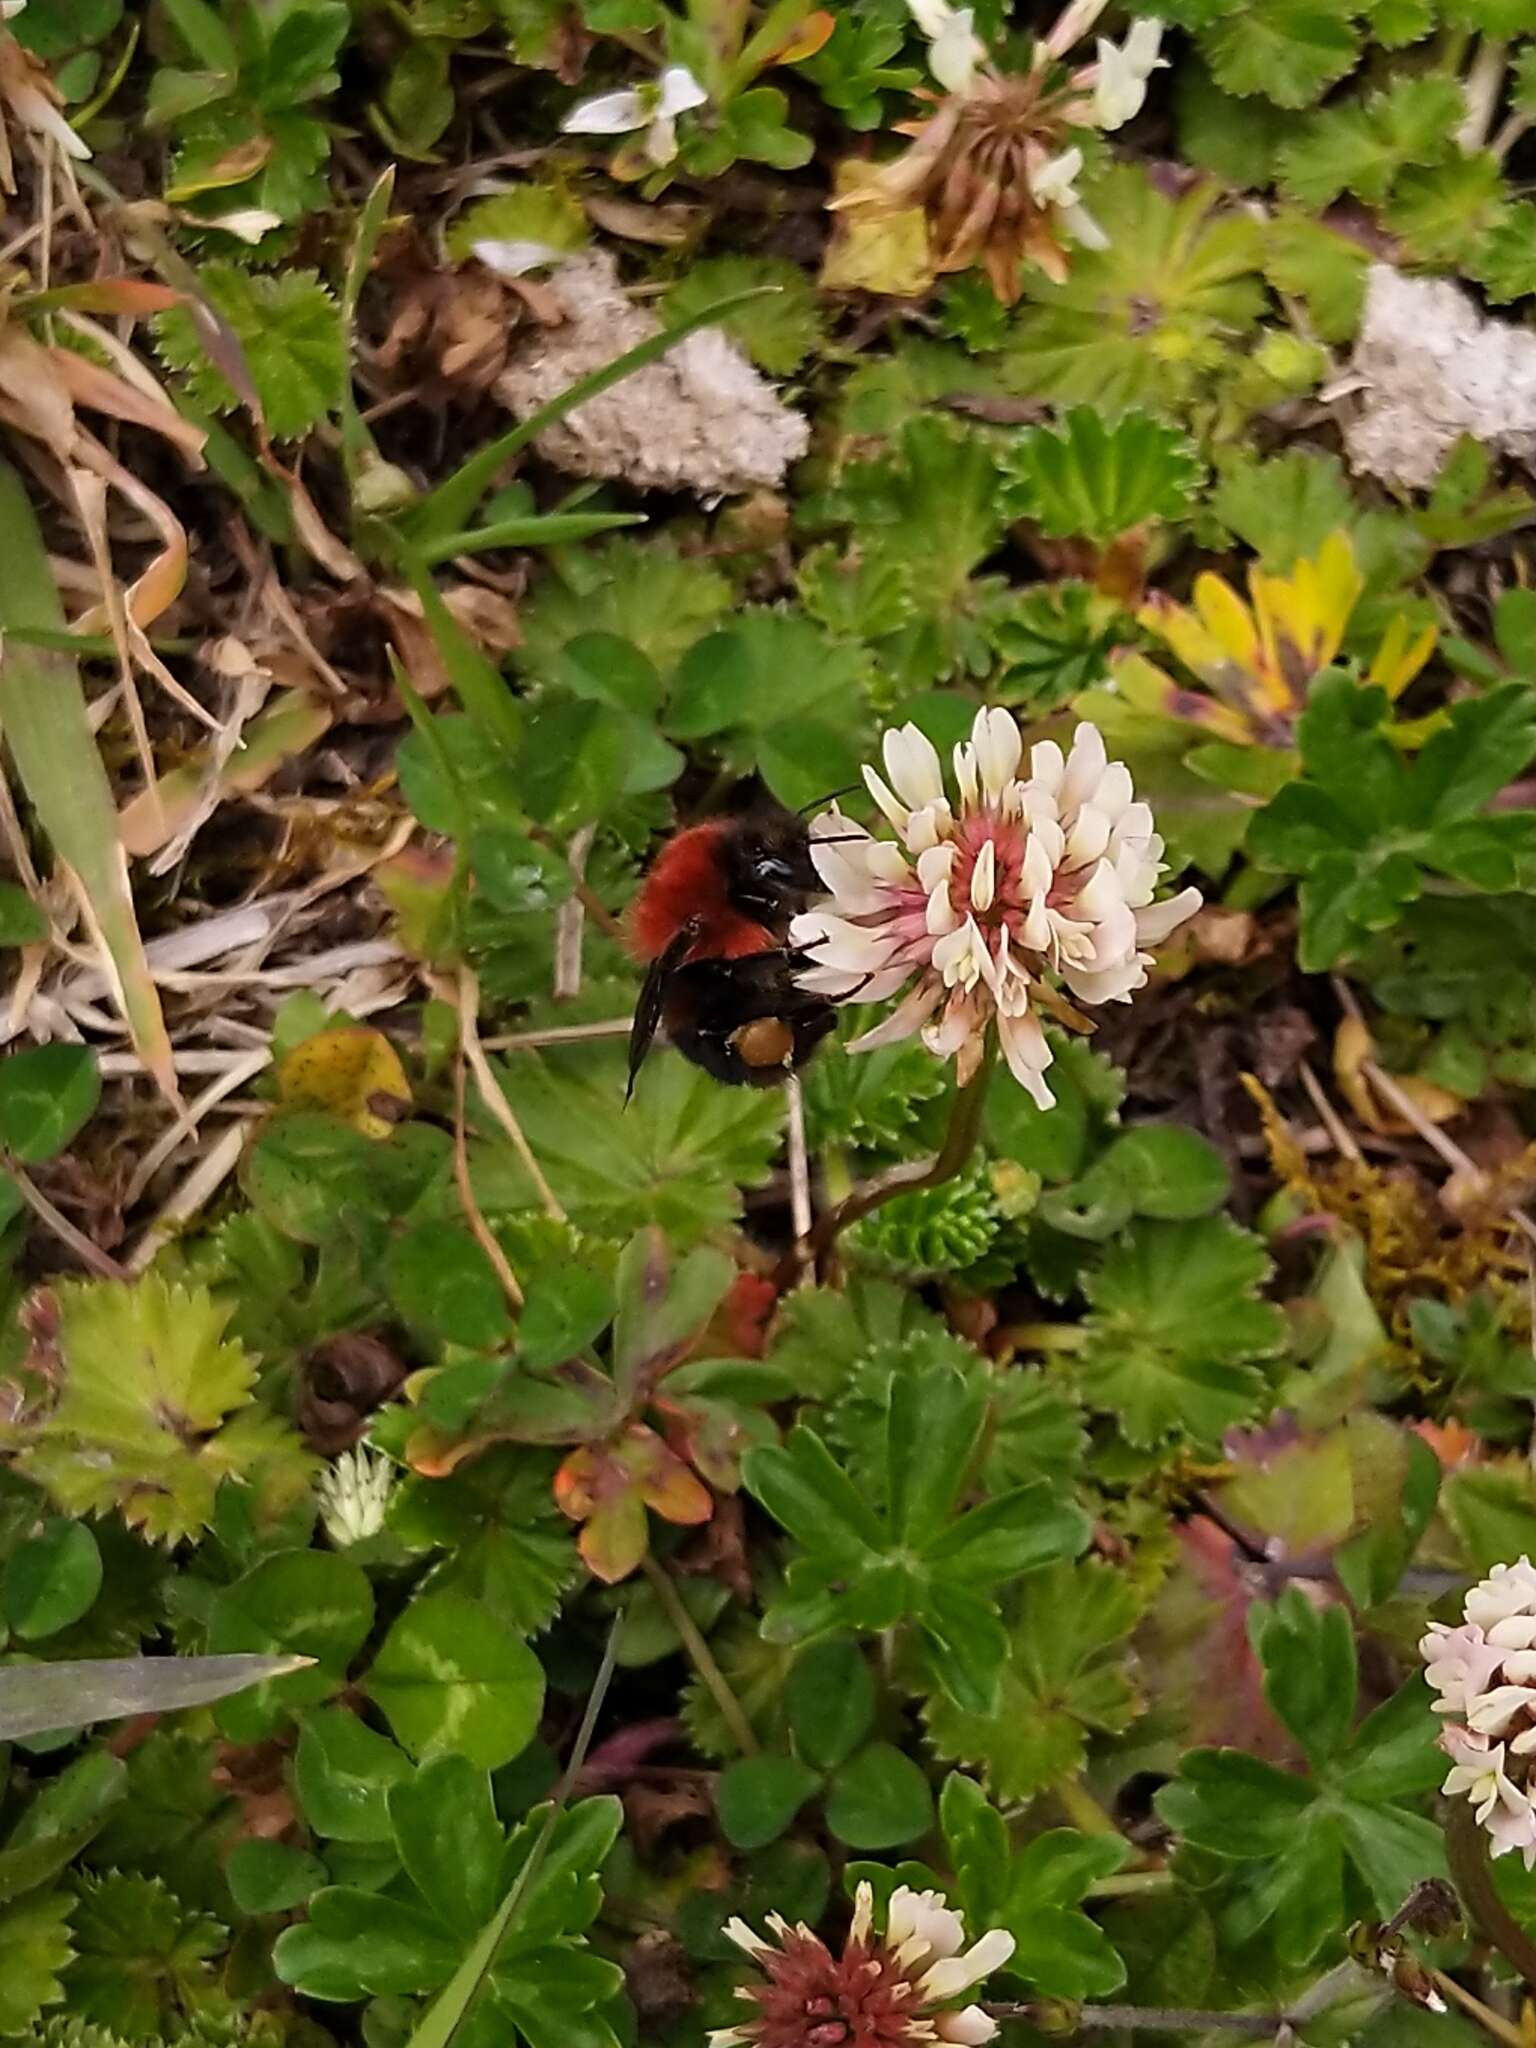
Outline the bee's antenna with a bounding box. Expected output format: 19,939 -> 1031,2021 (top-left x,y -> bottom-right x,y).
798,784 -> 863,815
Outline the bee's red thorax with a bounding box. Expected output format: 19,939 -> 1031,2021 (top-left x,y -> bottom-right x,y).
629,821 -> 777,964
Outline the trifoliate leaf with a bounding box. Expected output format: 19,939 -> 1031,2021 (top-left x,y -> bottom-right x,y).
444,183 -> 587,266
1003,408 -> 1205,546
0,1046 -> 100,1164
1385,152 -> 1509,266
0,1276 -> 311,1544
1199,0 -> 1361,108
662,255 -> 823,376
154,263 -> 344,440
0,1891 -> 73,2034
924,1562 -> 1144,1799
1472,201 -> 1536,304
1006,168 -> 1267,415
63,1875 -> 227,2042
1077,1217 -> 1287,1446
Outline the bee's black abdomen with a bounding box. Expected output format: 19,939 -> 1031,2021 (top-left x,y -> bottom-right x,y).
664,953 -> 835,1087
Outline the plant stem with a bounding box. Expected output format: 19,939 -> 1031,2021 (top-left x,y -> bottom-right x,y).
1055,1775 -> 1125,1839
642,1554 -> 759,1757
775,1037 -> 997,1285
1427,1967 -> 1529,2048
1445,1799 -> 1536,1990
987,2003 -> 1281,2035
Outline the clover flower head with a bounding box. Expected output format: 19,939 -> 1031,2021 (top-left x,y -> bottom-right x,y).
1422,1556 -> 1536,1866
317,1442 -> 395,1548
707,1882 -> 1014,2047
561,64 -> 706,166
792,710 -> 1201,1108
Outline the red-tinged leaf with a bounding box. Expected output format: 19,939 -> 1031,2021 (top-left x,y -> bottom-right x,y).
21,280 -> 185,317
579,1492 -> 650,1583
775,9 -> 835,61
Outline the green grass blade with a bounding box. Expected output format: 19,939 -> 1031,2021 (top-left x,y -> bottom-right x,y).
0,1653 -> 314,1740
403,285 -> 779,543
417,509 -> 644,566
0,460 -> 176,1100
394,541 -> 524,757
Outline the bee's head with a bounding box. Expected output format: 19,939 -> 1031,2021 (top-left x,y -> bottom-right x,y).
725,808 -> 820,923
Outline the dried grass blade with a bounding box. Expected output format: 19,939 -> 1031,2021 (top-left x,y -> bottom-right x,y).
0,457 -> 176,1100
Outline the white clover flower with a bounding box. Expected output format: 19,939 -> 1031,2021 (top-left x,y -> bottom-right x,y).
709,1881 -> 1013,2046
907,0 -> 987,95
1423,1557 -> 1536,1865
1092,18 -> 1166,130
792,710 -> 1201,1107
561,63 -> 706,167
317,1443 -> 395,1548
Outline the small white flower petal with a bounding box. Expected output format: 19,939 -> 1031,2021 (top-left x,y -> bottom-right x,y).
970,839 -> 996,912
645,112 -> 679,164
971,706 -> 1024,804
1134,886 -> 1201,946
1060,201 -> 1110,250
928,8 -> 982,93
657,64 -> 708,115
937,2007 -> 1001,2045
864,764 -> 911,834
849,1882 -> 875,1946
722,1917 -> 772,1961
884,722 -> 946,809
1033,145 -> 1085,208
920,1929 -> 1017,2000
848,977 -> 945,1052
562,86 -> 647,134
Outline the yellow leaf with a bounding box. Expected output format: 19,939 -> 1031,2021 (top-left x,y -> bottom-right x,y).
1368,613 -> 1438,700
276,1025 -> 412,1140
1333,1013 -> 1461,1136
821,162 -> 932,297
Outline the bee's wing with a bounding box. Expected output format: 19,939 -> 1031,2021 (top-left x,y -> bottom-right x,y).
627,923 -> 698,1102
